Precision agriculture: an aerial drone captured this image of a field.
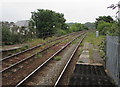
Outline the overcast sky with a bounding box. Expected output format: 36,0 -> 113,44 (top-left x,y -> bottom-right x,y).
1,0 -> 120,23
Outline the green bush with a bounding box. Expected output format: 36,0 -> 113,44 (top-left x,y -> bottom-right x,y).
69,23 -> 88,33
56,29 -> 67,36
54,56 -> 61,61
24,45 -> 29,49
96,16 -> 120,36
97,20 -> 112,35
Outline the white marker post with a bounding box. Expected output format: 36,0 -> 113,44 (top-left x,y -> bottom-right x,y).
96,31 -> 99,37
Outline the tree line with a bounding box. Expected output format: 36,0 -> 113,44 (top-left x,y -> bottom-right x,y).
1,9 -> 89,45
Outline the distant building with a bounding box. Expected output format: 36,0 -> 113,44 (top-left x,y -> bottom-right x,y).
15,20 -> 29,27
15,20 -> 30,35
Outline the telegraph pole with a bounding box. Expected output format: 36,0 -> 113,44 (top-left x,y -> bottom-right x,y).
118,1 -> 120,40
118,1 -> 120,87
118,1 -> 120,19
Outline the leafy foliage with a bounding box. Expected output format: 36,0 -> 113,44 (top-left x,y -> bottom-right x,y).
96,16 -> 119,36
2,21 -> 33,45
69,23 -> 88,33
95,16 -> 113,29
30,9 -> 68,38
55,29 -> 67,36
84,22 -> 95,29
107,20 -> 120,36
2,9 -> 89,45
97,21 -> 112,35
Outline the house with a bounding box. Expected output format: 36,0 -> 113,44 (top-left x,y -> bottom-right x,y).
15,20 -> 30,34
15,20 -> 29,27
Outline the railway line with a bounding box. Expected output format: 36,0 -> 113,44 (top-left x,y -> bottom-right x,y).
54,34 -> 86,87
1,31 -> 82,72
1,31 -> 78,61
15,33 -> 86,86
2,31 -> 85,86
1,32 -> 76,58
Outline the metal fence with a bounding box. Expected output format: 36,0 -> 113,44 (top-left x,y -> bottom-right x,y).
106,35 -> 120,86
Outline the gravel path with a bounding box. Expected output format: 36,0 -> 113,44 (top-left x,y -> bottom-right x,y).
77,43 -> 91,63
92,48 -> 103,63
77,42 -> 103,64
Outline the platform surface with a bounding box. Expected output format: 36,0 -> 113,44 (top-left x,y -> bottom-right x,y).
69,64 -> 115,87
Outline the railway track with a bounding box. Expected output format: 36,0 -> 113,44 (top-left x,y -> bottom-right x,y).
14,33 -> 86,86
1,32 -> 82,72
54,34 -> 86,87
1,33 -> 75,58
1,31 -> 77,61
2,32 -> 85,86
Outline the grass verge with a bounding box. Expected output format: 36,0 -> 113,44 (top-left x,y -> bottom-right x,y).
83,32 -> 105,47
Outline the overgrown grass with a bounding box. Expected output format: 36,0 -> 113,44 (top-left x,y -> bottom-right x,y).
62,38 -> 71,44
35,54 -> 43,58
78,47 -> 83,56
83,31 -> 106,61
89,49 -> 93,60
26,36 -> 57,48
20,45 -> 29,51
83,32 -> 105,47
71,36 -> 82,45
71,40 -> 78,45
54,56 -> 61,61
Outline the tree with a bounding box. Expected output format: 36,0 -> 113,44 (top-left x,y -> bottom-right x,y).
95,16 -> 114,28
84,22 -> 95,29
107,21 -> 119,35
2,21 -> 30,45
29,20 -> 37,38
69,23 -> 88,33
30,9 -> 67,38
107,3 -> 120,36
2,22 -> 12,44
97,20 -> 112,35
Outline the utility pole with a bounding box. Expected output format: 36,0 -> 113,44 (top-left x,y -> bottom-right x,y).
118,1 -> 120,39
118,1 -> 120,19
118,1 -> 120,87
118,0 -> 120,36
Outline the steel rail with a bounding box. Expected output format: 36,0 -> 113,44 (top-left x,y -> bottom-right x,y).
1,33 -> 82,73
1,32 -> 77,61
54,34 -> 86,87
15,33 -> 84,87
